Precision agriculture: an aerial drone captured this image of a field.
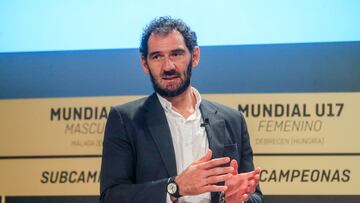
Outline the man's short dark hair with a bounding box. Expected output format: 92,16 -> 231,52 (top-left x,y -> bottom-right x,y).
140,16 -> 198,58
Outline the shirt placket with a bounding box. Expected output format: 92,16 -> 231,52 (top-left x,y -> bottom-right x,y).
181,118 -> 192,169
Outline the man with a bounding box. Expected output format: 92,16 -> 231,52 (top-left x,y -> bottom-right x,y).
100,16 -> 263,203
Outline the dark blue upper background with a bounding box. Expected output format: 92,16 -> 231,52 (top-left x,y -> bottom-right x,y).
0,41 -> 359,99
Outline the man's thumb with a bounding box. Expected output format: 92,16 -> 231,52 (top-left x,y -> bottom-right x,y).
230,159 -> 238,175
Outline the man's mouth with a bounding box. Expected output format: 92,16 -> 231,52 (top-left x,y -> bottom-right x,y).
162,75 -> 179,80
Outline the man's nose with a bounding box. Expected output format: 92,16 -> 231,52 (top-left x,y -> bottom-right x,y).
163,57 -> 176,71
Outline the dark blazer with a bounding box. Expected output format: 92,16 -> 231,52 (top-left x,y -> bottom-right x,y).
100,93 -> 263,203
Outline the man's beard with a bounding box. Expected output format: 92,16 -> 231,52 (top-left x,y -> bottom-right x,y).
149,62 -> 192,98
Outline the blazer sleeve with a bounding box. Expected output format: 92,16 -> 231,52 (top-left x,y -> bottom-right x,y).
100,107 -> 168,203
238,113 -> 264,203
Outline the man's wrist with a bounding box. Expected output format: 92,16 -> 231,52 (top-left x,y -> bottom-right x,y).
167,176 -> 182,198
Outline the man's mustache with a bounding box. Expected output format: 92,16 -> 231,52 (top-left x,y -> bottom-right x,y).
161,70 -> 180,77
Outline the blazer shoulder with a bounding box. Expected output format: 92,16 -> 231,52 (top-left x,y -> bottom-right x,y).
111,95 -> 150,119
202,99 -> 245,121
202,99 -> 241,115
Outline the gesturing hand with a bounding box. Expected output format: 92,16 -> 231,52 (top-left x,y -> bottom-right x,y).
225,159 -> 261,203
175,150 -> 234,196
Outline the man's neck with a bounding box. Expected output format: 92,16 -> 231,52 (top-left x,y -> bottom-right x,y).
164,86 -> 196,118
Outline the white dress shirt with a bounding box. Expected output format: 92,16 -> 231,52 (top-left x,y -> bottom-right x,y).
157,87 -> 210,203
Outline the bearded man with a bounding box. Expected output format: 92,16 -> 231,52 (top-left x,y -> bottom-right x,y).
100,16 -> 263,203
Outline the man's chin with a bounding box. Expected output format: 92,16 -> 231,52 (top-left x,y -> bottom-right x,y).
152,75 -> 191,97
155,87 -> 186,98
158,83 -> 182,92
159,89 -> 180,97
162,80 -> 181,88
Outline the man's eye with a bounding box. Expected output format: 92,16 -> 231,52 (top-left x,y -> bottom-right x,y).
152,55 -> 160,60
172,52 -> 183,57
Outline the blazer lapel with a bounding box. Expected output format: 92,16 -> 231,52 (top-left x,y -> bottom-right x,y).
200,100 -> 227,203
145,94 -> 177,177
200,100 -> 226,159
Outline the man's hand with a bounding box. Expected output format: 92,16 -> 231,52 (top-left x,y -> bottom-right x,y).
175,150 -> 234,196
225,159 -> 260,203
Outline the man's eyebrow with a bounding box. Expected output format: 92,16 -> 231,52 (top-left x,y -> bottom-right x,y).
148,48 -> 186,58
171,48 -> 186,53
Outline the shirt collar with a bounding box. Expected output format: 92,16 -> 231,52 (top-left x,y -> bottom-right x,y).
156,87 -> 202,113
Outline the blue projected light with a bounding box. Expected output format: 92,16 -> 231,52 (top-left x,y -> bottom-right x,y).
0,0 -> 359,53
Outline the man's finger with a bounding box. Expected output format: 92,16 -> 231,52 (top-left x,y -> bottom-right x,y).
206,166 -> 234,177
230,159 -> 238,175
254,174 -> 260,183
241,193 -> 249,202
198,157 -> 230,169
226,182 -> 248,198
242,168 -> 261,180
206,173 -> 232,185
196,150 -> 212,163
200,185 -> 228,193
246,179 -> 256,193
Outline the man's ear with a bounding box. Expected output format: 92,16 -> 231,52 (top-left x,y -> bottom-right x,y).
191,46 -> 200,68
141,56 -> 150,73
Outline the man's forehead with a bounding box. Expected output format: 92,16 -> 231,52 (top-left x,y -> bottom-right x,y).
147,30 -> 187,52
